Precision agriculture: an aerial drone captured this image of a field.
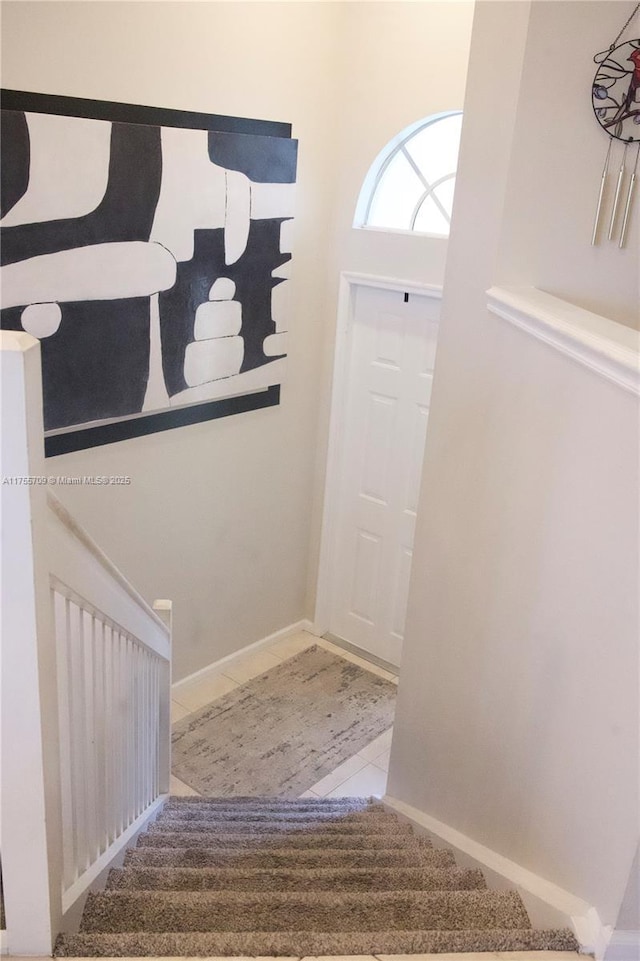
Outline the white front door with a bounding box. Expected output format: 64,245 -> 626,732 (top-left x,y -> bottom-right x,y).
326,283 -> 439,667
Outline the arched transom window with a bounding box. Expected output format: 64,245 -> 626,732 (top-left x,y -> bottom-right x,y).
355,111 -> 463,237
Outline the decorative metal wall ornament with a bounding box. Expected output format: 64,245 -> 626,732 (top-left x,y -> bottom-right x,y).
591,3 -> 640,247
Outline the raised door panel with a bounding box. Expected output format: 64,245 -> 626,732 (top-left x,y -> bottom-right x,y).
329,285 -> 439,665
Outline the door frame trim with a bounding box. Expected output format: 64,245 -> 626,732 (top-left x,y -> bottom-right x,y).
314,271 -> 443,638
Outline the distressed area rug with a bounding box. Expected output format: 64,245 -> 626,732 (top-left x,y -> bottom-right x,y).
171,645 -> 396,797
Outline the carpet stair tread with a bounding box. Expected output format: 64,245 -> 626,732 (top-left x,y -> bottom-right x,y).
148,816 -> 412,834
80,889 -> 532,933
162,796 -> 384,812
137,830 -> 429,849
59,795 -> 579,957
54,927 -> 580,957
107,864 -> 487,891
124,845 -> 456,869
164,794 -> 382,803
155,808 -> 396,823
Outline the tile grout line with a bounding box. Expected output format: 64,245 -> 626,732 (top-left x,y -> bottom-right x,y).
172,672 -> 241,712
327,761 -> 389,798
173,635 -> 388,711
174,633 -> 396,712
310,755 -> 371,797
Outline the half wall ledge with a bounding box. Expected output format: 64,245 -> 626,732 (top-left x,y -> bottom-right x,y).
486,285 -> 640,396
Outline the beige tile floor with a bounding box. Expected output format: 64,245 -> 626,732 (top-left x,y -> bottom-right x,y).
170,630 -> 397,799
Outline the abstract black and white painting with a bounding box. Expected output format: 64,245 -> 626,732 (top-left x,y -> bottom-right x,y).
0,91 -> 297,455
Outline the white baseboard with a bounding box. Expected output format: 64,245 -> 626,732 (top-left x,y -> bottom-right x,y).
383,794 -> 610,959
172,619 -> 315,698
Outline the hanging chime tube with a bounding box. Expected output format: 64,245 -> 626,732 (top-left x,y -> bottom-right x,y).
619,144 -> 639,249
608,143 -> 629,240
592,139 -> 612,246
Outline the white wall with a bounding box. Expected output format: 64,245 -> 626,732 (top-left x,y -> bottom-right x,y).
306,0 -> 475,611
1,1 -> 344,680
389,0 -> 639,931
330,1 -> 474,287
1,0 -> 476,681
496,1 -> 639,329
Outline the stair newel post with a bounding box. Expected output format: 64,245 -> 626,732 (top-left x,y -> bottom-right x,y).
153,600 -> 172,795
0,331 -> 64,954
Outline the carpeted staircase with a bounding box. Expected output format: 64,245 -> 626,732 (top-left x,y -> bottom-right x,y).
55,796 -> 580,957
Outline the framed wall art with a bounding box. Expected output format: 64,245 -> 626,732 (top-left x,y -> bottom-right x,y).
0,89 -> 297,455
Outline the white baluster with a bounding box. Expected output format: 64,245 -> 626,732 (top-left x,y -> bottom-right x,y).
93,617 -> 106,855
82,609 -> 97,864
94,616 -> 106,856
116,628 -> 125,834
126,636 -> 135,825
68,600 -> 87,875
102,621 -> 114,847
143,649 -> 150,807
153,601 -> 172,795
54,591 -> 75,890
154,656 -> 161,796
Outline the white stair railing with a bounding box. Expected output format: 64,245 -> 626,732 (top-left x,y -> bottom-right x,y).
0,330 -> 172,955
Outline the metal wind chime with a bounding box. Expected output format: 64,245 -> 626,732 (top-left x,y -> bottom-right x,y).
591,3 -> 640,248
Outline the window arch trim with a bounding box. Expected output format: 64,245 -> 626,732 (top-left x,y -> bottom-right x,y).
354,110 -> 463,236
409,172 -> 456,231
